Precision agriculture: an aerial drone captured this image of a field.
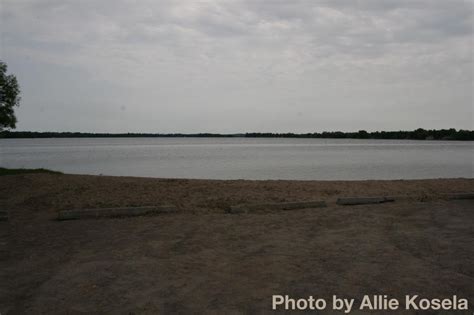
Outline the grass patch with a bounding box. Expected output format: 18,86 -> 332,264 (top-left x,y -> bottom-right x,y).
0,167 -> 63,176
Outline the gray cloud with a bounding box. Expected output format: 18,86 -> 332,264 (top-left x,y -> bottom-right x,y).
1,0 -> 472,132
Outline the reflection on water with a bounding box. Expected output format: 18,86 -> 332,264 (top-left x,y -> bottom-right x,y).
0,138 -> 472,180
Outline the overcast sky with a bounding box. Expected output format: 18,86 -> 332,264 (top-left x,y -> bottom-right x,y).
1,0 -> 473,133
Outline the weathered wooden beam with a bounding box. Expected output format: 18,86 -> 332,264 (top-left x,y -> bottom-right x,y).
58,205 -> 177,220
336,196 -> 395,206
445,193 -> 474,200
229,201 -> 326,214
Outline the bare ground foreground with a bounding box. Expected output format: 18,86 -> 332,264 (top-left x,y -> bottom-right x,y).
0,174 -> 473,314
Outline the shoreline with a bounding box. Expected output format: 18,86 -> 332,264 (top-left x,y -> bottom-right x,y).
1,172 -> 472,216
2,128 -> 474,140
2,136 -> 474,141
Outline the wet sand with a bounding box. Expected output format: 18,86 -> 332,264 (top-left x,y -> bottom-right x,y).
1,174 -> 473,314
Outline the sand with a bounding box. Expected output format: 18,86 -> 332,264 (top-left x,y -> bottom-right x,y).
1,174 -> 473,314
0,173 -> 472,215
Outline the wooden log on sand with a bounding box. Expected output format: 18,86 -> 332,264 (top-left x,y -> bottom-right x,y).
445,193 -> 474,200
0,211 -> 8,221
58,205 -> 177,220
229,201 -> 326,214
336,196 -> 395,206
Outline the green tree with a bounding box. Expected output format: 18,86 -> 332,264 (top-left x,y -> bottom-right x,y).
357,130 -> 369,139
0,61 -> 21,130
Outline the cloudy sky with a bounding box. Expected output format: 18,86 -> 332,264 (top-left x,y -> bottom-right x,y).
1,0 -> 473,133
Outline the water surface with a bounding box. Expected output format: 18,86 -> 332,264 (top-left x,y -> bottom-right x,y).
1,138 -> 472,180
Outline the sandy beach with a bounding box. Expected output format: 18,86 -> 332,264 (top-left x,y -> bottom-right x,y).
1,173 -> 473,313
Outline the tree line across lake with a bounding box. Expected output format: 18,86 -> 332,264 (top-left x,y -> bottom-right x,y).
1,128 -> 473,140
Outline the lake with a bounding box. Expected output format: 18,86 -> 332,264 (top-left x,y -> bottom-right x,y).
0,138 -> 472,180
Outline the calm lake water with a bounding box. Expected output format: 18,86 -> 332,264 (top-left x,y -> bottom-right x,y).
0,138 -> 472,180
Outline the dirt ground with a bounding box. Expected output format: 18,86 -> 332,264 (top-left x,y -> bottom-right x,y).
0,174 -> 473,314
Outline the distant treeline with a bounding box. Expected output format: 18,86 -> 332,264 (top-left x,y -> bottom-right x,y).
1,128 -> 473,140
